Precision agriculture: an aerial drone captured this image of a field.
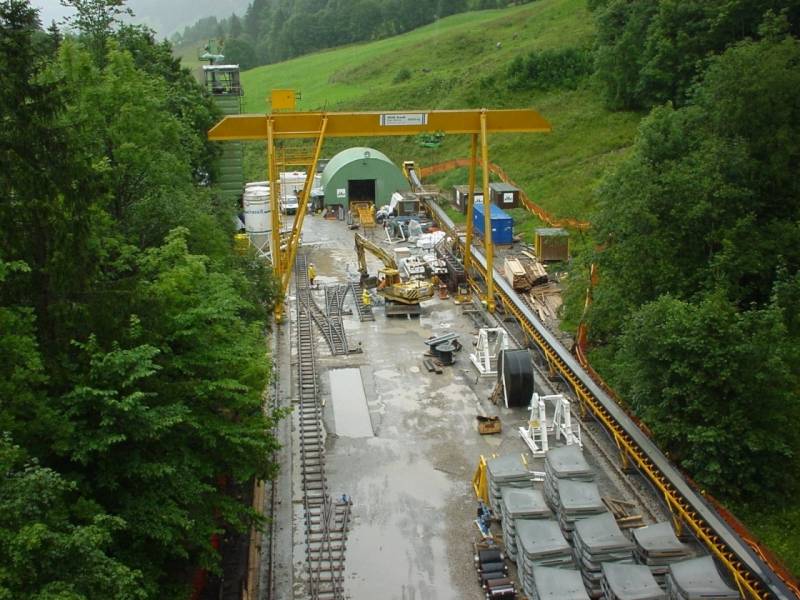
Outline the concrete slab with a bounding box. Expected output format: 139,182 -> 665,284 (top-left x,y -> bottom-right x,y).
329,368 -> 374,438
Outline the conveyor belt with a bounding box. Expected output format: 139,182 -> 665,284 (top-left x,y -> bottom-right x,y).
424,198 -> 797,600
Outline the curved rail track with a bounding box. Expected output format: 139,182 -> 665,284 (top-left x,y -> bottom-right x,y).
425,198 -> 798,600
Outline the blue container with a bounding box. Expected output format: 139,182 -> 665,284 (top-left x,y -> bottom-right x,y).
473,203 -> 514,245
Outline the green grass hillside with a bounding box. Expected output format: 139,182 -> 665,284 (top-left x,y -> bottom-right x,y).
239,0 -> 642,222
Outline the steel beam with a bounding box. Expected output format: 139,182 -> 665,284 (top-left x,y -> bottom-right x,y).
209,109 -> 551,141
464,133 -> 478,272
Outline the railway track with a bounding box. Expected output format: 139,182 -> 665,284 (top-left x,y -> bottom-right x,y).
324,284 -> 349,318
299,281 -> 350,356
425,199 -> 798,600
294,254 -> 351,600
348,280 -> 375,321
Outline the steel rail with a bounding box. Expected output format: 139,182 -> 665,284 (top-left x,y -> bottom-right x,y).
294,255 -> 350,600
425,198 -> 797,600
348,280 -> 375,322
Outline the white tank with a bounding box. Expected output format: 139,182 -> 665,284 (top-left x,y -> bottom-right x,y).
243,187 -> 270,234
245,180 -> 270,189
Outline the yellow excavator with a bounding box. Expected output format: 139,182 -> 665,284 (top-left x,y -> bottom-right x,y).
354,232 -> 434,316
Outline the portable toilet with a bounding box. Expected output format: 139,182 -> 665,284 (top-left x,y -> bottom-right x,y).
473,203 -> 514,245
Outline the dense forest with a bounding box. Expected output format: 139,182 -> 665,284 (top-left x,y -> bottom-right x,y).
171,0 -> 533,69
0,1 -> 282,598
585,1 -> 800,514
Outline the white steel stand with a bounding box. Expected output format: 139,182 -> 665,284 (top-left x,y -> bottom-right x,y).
519,393 -> 582,456
470,328 -> 509,376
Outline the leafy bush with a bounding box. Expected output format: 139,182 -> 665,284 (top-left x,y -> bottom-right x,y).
392,67 -> 412,83
505,47 -> 593,91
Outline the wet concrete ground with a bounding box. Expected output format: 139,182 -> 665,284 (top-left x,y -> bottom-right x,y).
272,214 -> 667,600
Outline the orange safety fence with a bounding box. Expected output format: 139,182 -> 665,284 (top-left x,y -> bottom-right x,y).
419,158 -> 592,232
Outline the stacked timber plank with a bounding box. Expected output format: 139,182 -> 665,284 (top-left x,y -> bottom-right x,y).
524,258 -> 549,287
632,522 -> 693,586
664,557 -> 739,599
601,563 -> 666,600
504,257 -> 531,291
572,512 -> 635,597
501,487 -> 552,563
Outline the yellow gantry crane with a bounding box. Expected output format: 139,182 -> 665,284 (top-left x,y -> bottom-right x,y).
208,90 -> 551,321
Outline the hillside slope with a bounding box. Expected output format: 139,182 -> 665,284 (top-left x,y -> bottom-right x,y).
239,0 -> 642,221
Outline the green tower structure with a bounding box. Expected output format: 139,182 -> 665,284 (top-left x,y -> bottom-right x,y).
202,59 -> 244,205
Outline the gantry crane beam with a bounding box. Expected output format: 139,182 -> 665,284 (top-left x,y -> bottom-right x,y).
209,106 -> 551,321
208,109 -> 551,141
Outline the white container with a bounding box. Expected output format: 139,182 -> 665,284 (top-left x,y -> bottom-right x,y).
280,171 -> 307,196
243,187 -> 270,234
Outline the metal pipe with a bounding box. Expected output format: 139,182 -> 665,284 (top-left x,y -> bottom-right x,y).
480,110 -> 494,312
465,133 -> 478,271
281,116 -> 328,295
267,118 -> 283,322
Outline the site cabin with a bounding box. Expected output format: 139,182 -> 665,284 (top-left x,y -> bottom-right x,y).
452,184 -> 485,214
489,182 -> 520,209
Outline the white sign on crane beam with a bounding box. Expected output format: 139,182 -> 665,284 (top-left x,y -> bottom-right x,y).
380,113 -> 428,126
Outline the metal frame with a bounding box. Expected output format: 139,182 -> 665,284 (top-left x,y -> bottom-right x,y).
209,105 -> 551,321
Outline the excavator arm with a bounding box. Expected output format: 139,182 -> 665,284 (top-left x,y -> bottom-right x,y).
354,232 -> 397,278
